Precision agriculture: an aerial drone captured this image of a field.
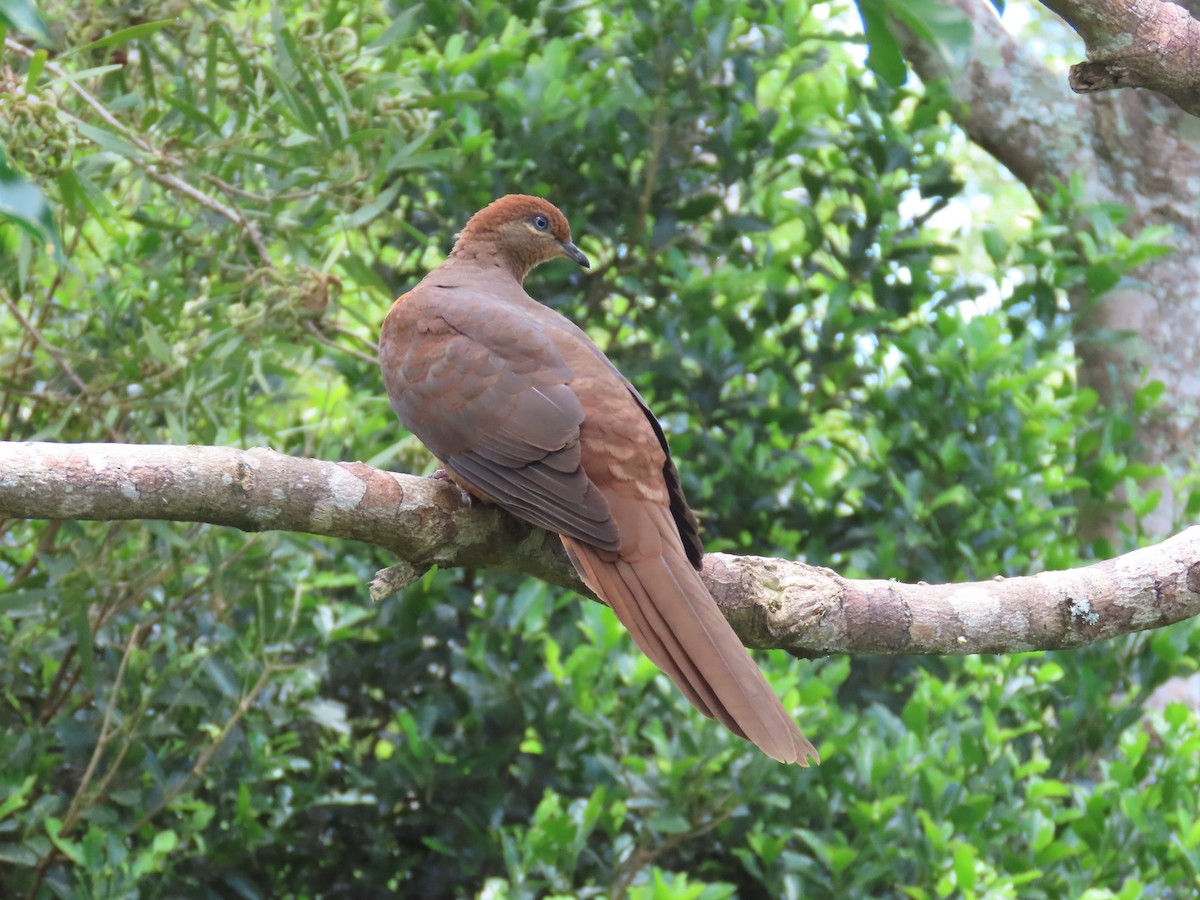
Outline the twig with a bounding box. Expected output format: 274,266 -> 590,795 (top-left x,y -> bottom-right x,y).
203,170 -> 368,204
631,54 -> 671,251
3,37 -> 273,268
613,792 -> 738,897
0,291 -> 91,396
303,320 -> 378,365
131,665 -> 275,832
321,319 -> 380,355
7,518 -> 61,590
3,37 -> 397,375
0,227 -> 80,438
60,623 -> 144,834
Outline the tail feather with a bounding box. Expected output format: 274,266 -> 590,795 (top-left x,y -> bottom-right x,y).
564,537 -> 715,716
562,532 -> 818,766
564,537 -> 716,718
612,560 -> 725,724
634,552 -> 783,743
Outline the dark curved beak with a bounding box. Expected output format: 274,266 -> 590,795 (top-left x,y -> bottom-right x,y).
561,241 -> 590,269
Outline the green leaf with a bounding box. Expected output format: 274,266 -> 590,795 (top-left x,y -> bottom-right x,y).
366,7 -> 421,47
952,842 -> 977,893
142,319 -> 175,366
43,63 -> 125,86
304,698 -> 350,734
151,829 -> 179,854
0,0 -> 50,45
343,180 -> 402,229
648,811 -> 691,834
855,0 -> 908,87
25,47 -> 46,88
0,149 -> 62,257
1027,778 -> 1071,801
0,844 -> 39,866
0,775 -> 35,821
982,227 -> 1007,265
889,0 -> 975,74
406,89 -> 489,109
66,18 -> 175,55
44,819 -> 86,866
75,121 -> 146,158
518,726 -> 544,754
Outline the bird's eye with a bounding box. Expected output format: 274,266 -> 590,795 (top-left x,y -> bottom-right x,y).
532,215 -> 550,231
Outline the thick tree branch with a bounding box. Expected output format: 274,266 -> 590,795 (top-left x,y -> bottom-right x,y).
0,441 -> 582,594
1041,0 -> 1200,116
896,0 -> 1200,541
2,441 -> 1198,656
892,0 -> 1093,194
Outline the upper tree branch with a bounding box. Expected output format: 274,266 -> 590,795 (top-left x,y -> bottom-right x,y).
1040,0 -> 1200,116
2,441 -> 1198,656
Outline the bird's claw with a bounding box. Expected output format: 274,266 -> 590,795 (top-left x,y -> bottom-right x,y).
429,467 -> 474,507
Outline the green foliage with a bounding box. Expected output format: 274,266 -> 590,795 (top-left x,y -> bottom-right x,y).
0,0 -> 1192,897
0,146 -> 60,258
854,0 -> 973,88
0,0 -> 51,45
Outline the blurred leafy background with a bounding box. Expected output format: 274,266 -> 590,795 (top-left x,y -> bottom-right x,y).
1,0 -> 1197,897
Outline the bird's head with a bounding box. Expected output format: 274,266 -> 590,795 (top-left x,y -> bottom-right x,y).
453,195 -> 590,282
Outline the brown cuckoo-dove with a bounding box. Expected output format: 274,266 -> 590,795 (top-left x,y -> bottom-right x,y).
379,195 -> 817,764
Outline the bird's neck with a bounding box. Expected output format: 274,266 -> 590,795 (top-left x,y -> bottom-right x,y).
448,235 -> 539,284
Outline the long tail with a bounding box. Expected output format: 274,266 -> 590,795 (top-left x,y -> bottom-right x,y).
562,527 -> 818,765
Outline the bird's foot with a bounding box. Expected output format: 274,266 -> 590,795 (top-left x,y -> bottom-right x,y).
429,467 -> 475,507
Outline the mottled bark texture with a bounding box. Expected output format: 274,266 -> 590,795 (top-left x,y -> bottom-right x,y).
2,442 -> 1198,657
1044,0 -> 1200,115
895,0 -> 1200,541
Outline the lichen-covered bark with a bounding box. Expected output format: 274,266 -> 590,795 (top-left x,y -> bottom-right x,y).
1043,0 -> 1200,115
896,0 -> 1200,538
704,536 -> 1200,653
2,441 -> 1198,657
0,441 -> 581,593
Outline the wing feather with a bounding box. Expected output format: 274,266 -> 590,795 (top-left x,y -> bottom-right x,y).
381,295 -> 619,550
